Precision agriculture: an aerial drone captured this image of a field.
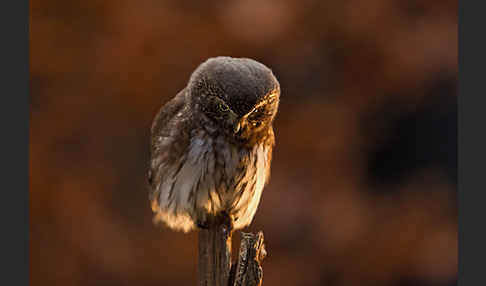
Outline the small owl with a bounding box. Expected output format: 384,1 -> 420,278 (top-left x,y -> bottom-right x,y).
148,57 -> 280,232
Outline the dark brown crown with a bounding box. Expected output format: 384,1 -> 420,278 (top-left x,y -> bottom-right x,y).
188,57 -> 280,116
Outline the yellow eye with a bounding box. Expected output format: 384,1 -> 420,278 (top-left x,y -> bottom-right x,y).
218,103 -> 229,112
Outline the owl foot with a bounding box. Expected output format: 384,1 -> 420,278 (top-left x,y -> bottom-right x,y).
196,212 -> 235,231
196,220 -> 210,229
218,211 -> 234,232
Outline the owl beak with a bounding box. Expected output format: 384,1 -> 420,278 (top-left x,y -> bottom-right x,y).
233,121 -> 241,134
227,112 -> 242,135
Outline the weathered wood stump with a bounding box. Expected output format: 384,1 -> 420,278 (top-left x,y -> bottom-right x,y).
231,231 -> 266,286
197,215 -> 266,286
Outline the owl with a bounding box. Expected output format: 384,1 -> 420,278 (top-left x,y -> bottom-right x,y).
148,57 -> 280,232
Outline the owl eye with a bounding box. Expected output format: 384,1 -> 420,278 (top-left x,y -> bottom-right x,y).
218,103 -> 229,112
249,107 -> 265,120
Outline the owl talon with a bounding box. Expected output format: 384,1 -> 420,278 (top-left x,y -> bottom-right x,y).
196,221 -> 209,229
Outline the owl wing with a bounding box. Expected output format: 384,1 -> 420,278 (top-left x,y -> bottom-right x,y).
150,88 -> 188,137
148,88 -> 192,203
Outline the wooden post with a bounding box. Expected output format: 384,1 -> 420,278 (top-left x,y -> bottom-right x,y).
197,214 -> 266,286
232,232 -> 266,286
198,221 -> 233,286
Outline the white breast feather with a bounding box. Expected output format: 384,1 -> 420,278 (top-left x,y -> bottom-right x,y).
153,133 -> 269,232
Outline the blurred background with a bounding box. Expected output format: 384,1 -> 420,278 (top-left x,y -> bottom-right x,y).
30,0 -> 457,285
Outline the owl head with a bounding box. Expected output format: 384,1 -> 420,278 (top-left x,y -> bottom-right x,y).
188,57 -> 280,144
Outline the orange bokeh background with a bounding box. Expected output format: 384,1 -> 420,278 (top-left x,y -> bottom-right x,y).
30,1 -> 457,285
